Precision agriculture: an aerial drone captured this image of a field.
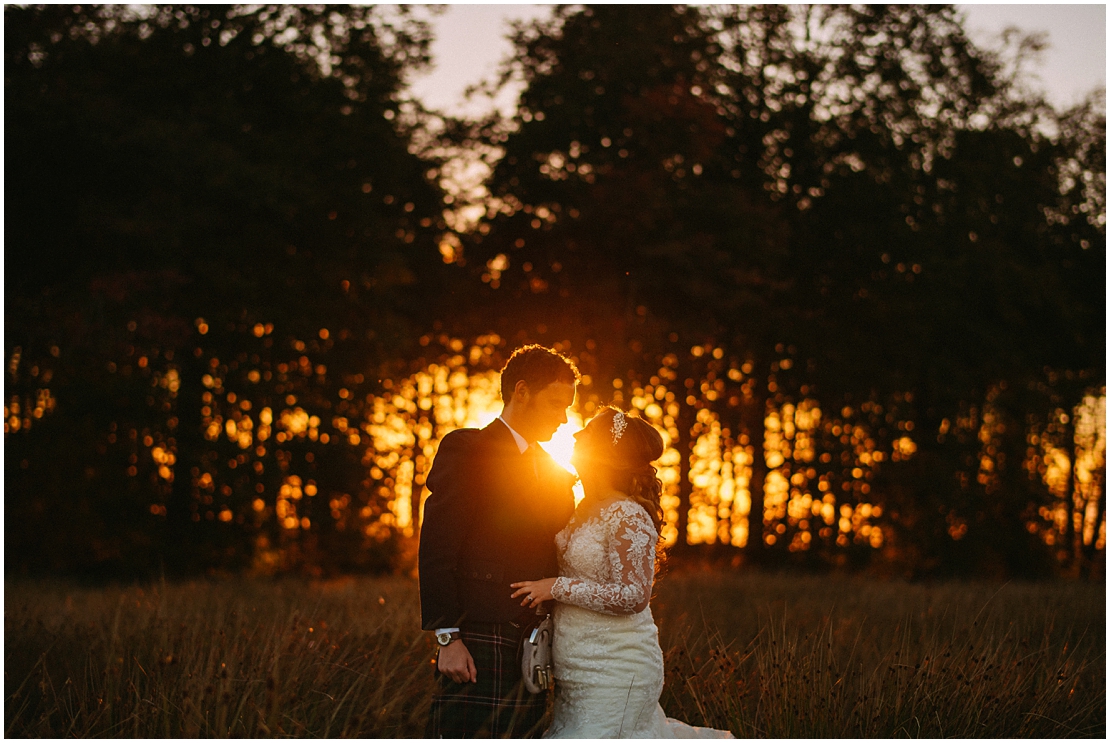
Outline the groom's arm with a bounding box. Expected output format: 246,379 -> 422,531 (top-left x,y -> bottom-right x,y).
418,428 -> 480,631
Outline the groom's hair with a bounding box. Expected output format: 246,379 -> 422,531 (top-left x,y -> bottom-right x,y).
500,345 -> 580,403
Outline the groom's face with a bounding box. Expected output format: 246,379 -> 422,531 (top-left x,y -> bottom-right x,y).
519,380 -> 576,443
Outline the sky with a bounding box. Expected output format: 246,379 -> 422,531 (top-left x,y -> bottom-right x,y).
406,4 -> 1107,117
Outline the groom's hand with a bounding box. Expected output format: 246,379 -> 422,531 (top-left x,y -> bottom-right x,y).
437,640 -> 477,684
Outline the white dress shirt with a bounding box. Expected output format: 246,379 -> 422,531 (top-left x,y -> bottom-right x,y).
498,415 -> 531,454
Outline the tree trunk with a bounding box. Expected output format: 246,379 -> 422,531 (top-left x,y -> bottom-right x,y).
1062,408 -> 1084,577
165,342 -> 204,575
745,384 -> 768,558
673,395 -> 695,554
1080,459 -> 1105,579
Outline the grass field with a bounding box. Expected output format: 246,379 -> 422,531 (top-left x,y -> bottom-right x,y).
5,570 -> 1104,737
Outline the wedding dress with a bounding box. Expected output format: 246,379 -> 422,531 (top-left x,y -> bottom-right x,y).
546,497 -> 733,739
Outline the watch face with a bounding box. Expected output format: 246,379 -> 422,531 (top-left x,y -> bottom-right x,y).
437,633 -> 452,646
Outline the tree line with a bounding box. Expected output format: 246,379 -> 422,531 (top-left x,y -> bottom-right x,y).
5,5 -> 1104,579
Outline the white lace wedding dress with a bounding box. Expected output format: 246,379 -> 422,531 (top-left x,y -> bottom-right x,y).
545,497 -> 733,739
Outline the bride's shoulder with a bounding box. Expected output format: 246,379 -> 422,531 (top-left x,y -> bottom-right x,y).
600,495 -> 652,525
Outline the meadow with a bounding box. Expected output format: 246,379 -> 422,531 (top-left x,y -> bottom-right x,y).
5,570 -> 1104,738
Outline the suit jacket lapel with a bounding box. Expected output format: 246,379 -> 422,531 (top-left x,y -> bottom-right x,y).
482,419 -> 534,512
483,417 -> 523,454
482,419 -> 573,524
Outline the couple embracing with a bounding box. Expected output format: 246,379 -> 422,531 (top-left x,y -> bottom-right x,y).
419,345 -> 733,738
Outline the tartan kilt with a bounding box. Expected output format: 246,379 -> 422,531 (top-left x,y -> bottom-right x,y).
427,621 -> 549,738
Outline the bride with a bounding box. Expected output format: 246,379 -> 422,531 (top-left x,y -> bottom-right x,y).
511,407 -> 733,738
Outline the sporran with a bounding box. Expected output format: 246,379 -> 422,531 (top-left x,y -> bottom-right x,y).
520,614 -> 554,693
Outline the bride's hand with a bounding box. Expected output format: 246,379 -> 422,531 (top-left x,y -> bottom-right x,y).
510,577 -> 557,609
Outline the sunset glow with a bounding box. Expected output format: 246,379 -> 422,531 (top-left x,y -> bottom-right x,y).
539,415 -> 585,505
537,416 -> 583,473
6,337 -> 1102,563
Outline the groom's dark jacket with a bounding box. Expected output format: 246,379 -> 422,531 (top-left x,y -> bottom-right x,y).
419,418 -> 576,630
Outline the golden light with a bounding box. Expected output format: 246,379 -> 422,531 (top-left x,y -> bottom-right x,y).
474,410 -> 499,429
385,340 -> 1082,554
8,324 -> 1101,566
537,412 -> 584,474
539,414 -> 586,504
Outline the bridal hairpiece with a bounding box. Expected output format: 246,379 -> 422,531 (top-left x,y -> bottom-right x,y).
610,410 -> 627,445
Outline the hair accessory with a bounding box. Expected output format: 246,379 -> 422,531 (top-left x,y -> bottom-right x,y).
610,410 -> 627,445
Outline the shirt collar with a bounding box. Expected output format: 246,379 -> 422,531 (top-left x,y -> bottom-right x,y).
497,416 -> 530,454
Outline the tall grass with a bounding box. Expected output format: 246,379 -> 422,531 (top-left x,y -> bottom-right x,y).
6,572 -> 1104,737
5,577 -> 431,737
656,570 -> 1105,738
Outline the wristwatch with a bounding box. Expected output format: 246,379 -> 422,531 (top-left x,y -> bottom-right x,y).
436,631 -> 461,646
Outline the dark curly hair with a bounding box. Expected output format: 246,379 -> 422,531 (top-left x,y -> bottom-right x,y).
500,344 -> 580,403
574,406 -> 666,536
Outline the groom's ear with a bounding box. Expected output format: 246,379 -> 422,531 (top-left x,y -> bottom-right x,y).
513,379 -> 531,404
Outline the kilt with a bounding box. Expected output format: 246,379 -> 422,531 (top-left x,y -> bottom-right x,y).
427,621 -> 549,738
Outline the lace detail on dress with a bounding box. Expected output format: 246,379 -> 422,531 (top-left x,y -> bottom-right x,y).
545,496 -> 734,738
551,499 -> 656,616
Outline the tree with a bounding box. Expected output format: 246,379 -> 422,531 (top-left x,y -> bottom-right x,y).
454,4 -> 1103,574
5,5 -> 448,575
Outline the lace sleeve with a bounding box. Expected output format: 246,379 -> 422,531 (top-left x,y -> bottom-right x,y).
551,500 -> 657,615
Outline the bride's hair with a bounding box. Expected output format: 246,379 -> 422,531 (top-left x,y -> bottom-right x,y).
575,406 -> 666,536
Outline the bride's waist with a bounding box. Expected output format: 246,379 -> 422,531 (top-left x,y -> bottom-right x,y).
551,604 -> 663,682
553,602 -> 656,630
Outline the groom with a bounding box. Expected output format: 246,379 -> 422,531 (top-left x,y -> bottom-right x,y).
419,344 -> 579,738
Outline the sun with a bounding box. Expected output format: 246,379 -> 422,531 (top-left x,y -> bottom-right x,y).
540,415 -> 585,505
539,417 -> 582,474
